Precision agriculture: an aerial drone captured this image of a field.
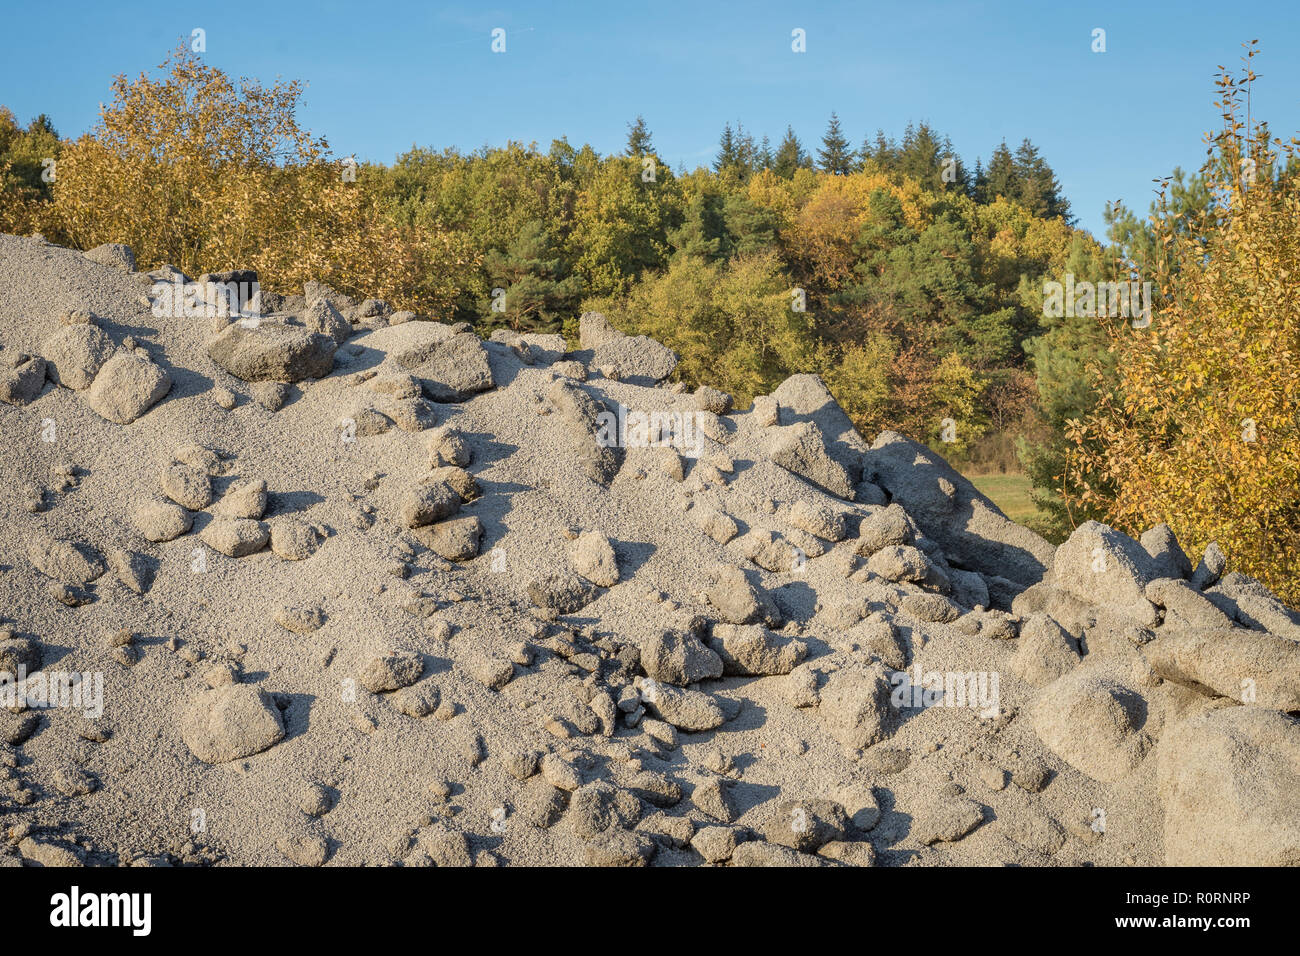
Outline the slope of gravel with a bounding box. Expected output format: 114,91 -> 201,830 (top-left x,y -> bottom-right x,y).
1,232 -> 1297,868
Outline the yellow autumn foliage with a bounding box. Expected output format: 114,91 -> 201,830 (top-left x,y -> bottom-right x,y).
1066,56 -> 1300,603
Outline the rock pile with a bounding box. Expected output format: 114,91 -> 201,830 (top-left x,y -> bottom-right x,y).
1,231 -> 1297,868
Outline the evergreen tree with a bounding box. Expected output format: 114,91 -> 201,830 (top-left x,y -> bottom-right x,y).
773,125 -> 807,178
977,140 -> 1018,203
624,115 -> 654,157
483,219 -> 582,332
1012,139 -> 1071,221
714,122 -> 739,173
818,112 -> 853,175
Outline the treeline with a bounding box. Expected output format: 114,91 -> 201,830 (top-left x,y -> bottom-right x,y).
2,44 -> 1296,602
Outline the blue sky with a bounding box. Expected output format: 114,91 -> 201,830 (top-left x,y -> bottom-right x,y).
3,0 -> 1298,237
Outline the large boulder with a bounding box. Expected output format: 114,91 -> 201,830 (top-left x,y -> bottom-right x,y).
768,421 -> 856,500
1157,706 -> 1300,865
84,352 -> 172,423
770,375 -> 867,486
207,319 -> 336,382
591,334 -> 678,384
1029,667 -> 1152,782
405,332 -> 495,402
867,431 -> 1054,587
1053,521 -> 1158,624
301,296 -> 352,344
180,684 -> 285,764
41,324 -> 116,389
1146,627 -> 1300,710
547,379 -> 623,486
818,662 -> 895,750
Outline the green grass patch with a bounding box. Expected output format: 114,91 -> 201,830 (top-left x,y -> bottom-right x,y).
964,472 -> 1041,526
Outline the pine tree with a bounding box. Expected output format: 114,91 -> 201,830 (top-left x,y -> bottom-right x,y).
714,122 -> 739,173
483,219 -> 582,332
978,141 -> 1018,203
625,115 -> 654,157
773,126 -> 806,178
1012,139 -> 1072,222
818,112 -> 853,175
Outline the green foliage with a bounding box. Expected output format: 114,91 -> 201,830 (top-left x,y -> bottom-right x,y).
817,112 -> 853,175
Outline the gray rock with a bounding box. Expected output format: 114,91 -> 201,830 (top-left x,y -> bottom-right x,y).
199,518 -> 270,557
789,498 -> 847,541
407,332 -> 495,402
1157,706 -> 1300,865
399,481 -> 460,528
770,375 -> 867,487
1030,667 -> 1152,782
578,311 -> 625,349
84,242 -> 136,271
854,503 -> 916,556
691,777 -> 739,823
1190,541 -> 1227,590
705,565 -> 781,627
1140,523 -> 1193,580
591,333 -> 678,384
768,421 -> 856,500
642,628 -> 723,685
107,547 -> 153,594
1053,521 -> 1159,624
692,826 -> 741,862
640,680 -> 726,731
1010,615 -> 1080,686
211,479 -> 267,520
411,516 -> 483,562
527,570 -> 601,614
180,684 -> 285,764
868,431 -> 1054,587
582,828 -> 657,867
84,353 -> 171,423
301,296 -> 352,344
819,662 -> 895,750
867,544 -> 930,583
900,593 -> 962,623
161,461 -> 213,510
764,799 -> 851,852
269,519 -> 323,560
547,379 -> 622,486
0,632 -> 42,676
359,650 -> 424,692
0,353 -> 46,405
571,530 -> 619,587
1146,577 -> 1234,630
568,781 -> 642,839
27,535 -> 105,584
1147,627 -> 1300,710
207,319 -> 336,382
41,324 -> 116,389
133,499 -> 193,542
914,799 -> 986,845
705,623 -> 808,676
691,506 -> 739,544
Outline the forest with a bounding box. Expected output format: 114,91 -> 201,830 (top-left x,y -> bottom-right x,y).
2,43 -> 1296,602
